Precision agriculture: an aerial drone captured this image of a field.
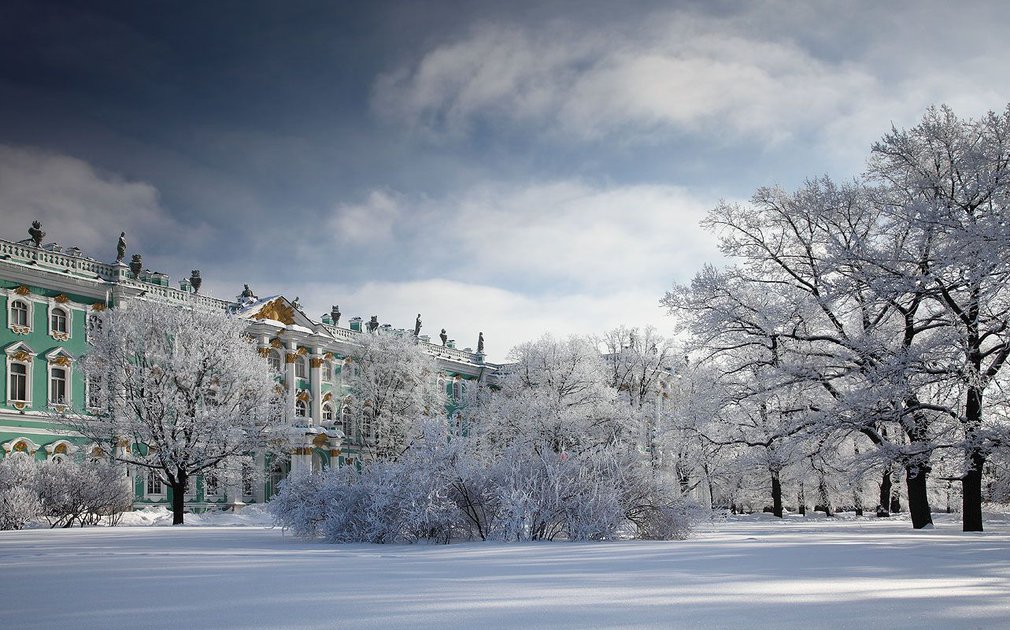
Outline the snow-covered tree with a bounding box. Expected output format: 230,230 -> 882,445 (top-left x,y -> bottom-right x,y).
345,332 -> 444,459
71,299 -> 287,525
868,105 -> 1010,531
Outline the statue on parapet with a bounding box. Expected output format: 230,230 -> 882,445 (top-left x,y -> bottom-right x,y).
477,332 -> 484,355
414,314 -> 422,337
330,305 -> 341,326
240,284 -> 255,299
28,220 -> 45,248
116,232 -> 127,262
439,328 -> 448,346
368,315 -> 379,333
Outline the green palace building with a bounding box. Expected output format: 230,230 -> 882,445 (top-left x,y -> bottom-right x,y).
0,221 -> 493,512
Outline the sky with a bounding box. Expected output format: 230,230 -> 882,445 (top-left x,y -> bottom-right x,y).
2,0 -> 1010,361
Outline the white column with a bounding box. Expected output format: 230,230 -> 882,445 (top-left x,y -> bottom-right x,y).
309,350 -> 323,425
285,341 -> 297,422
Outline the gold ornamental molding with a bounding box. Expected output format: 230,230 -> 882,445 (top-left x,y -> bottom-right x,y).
296,390 -> 311,402
284,354 -> 298,364
322,392 -> 333,402
257,347 -> 271,357
51,355 -> 72,367
52,331 -> 70,342
12,350 -> 33,362
91,303 -> 106,312
270,338 -> 283,349
323,352 -> 334,360
14,285 -> 30,296
310,357 -> 324,368
54,294 -> 69,304
11,325 -> 30,336
296,347 -> 307,356
250,298 -> 295,326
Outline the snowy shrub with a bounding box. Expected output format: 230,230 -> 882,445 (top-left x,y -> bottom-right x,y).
270,470 -> 331,538
0,486 -> 42,530
0,456 -> 131,529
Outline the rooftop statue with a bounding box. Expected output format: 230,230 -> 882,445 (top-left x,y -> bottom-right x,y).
116,232 -> 127,262
28,220 -> 45,248
368,315 -> 379,333
240,284 -> 255,299
130,254 -> 143,279
477,332 -> 485,354
414,313 -> 422,337
440,328 -> 447,346
189,270 -> 202,294
330,305 -> 341,326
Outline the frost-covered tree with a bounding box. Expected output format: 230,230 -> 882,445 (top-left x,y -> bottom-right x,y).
71,300 -> 286,525
345,333 -> 444,459
868,105 -> 1010,531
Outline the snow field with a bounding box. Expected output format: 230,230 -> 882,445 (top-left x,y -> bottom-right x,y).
1,514 -> 1009,629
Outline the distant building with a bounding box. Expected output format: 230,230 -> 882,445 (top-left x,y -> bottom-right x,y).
0,223 -> 495,511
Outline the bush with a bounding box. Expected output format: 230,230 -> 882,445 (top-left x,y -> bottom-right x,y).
0,455 -> 132,529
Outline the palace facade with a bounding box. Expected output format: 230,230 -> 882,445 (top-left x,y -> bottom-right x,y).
0,223 -> 494,511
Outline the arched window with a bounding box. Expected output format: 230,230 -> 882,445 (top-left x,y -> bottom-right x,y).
10,300 -> 29,328
87,374 -> 102,409
452,379 -> 463,402
50,367 -> 67,404
9,362 -> 28,402
321,403 -> 333,423
322,361 -> 333,382
268,350 -> 281,372
295,399 -> 307,417
50,307 -> 68,335
295,356 -> 307,379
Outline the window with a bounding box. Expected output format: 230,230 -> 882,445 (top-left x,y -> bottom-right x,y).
50,307 -> 68,335
268,350 -> 281,372
9,363 -> 28,402
341,405 -> 353,437
50,367 -> 67,405
204,473 -> 219,498
322,361 -> 333,382
87,374 -> 102,409
241,461 -> 254,497
86,314 -> 101,342
453,379 -> 463,402
295,399 -> 307,417
322,403 -> 333,423
10,300 -> 29,327
362,409 -> 373,440
147,472 -> 163,495
295,356 -> 307,379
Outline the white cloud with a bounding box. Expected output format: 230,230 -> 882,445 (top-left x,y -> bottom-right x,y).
327,190 -> 408,245
0,144 -> 183,259
372,3 -> 1010,163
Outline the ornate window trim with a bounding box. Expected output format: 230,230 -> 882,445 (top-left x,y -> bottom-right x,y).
44,439 -> 78,462
5,341 -> 36,409
48,303 -> 71,341
2,436 -> 40,457
45,347 -> 74,409
321,402 -> 334,423
7,295 -> 33,335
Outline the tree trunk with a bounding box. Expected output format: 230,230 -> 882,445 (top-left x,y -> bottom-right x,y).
962,386 -> 986,532
170,473 -> 187,525
770,470 -> 783,518
962,450 -> 986,532
877,467 -> 892,517
798,483 -> 806,516
905,464 -> 932,529
890,485 -> 901,513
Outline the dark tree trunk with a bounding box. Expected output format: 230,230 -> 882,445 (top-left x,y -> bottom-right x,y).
170,473 -> 187,525
890,485 -> 902,513
816,476 -> 833,517
905,464 -> 932,529
962,385 -> 986,532
877,467 -> 892,517
771,470 -> 783,518
798,483 -> 806,516
962,450 -> 986,532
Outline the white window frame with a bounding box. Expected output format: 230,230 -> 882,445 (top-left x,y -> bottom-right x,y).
45,348 -> 74,408
146,471 -> 164,497
203,472 -> 219,498
48,305 -> 71,341
268,350 -> 282,373
86,373 -> 102,411
49,365 -> 68,406
322,360 -> 333,382
8,297 -> 32,334
295,355 -> 307,379
321,402 -> 333,423
5,342 -> 35,409
295,399 -> 308,417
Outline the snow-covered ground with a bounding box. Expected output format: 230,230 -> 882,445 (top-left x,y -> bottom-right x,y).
2,513 -> 1009,629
